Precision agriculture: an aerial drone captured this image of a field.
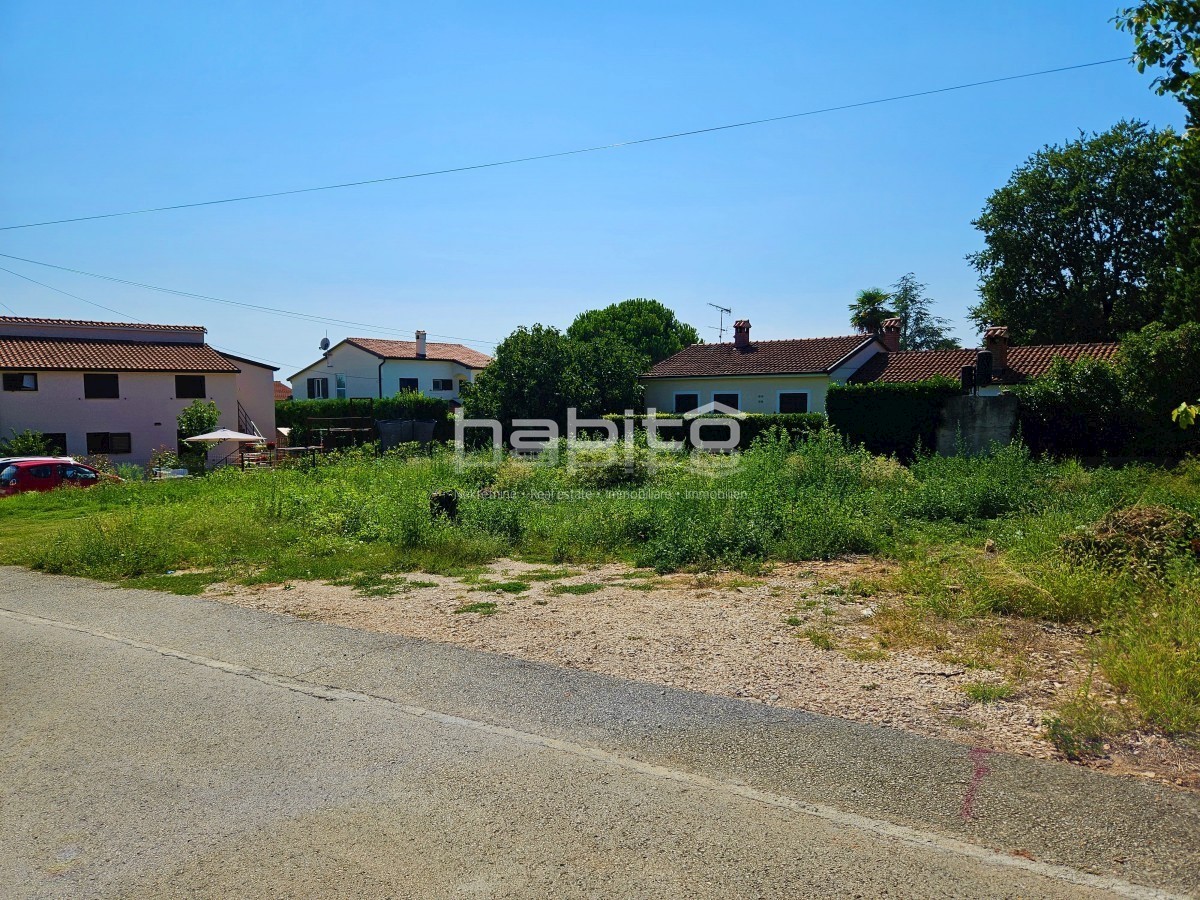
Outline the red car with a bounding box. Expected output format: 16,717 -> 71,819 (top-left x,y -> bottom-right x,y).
0,458 -> 105,496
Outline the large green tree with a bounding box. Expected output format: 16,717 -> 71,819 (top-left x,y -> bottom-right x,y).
848,288 -> 894,334
888,273 -> 957,350
566,298 -> 699,364
461,325 -> 646,431
1116,3 -> 1200,327
967,120 -> 1181,343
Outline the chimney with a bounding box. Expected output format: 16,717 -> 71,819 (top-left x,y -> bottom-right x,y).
416,330 -> 427,359
733,319 -> 751,349
879,317 -> 901,353
983,326 -> 1008,373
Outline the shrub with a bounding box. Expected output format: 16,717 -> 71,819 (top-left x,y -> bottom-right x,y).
1120,321 -> 1200,455
0,429 -> 53,456
826,378 -> 961,460
277,394 -> 452,446
1063,505 -> 1200,576
1011,356 -> 1130,456
600,412 -> 825,451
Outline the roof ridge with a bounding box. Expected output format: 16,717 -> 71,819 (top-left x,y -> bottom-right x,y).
0,316 -> 205,331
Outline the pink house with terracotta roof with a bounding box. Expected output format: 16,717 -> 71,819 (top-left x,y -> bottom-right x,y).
288,331 -> 491,403
0,317 -> 277,465
642,319 -> 1119,414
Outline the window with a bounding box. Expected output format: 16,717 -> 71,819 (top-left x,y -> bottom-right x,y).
60,464 -> 98,483
713,392 -> 740,411
175,374 -> 207,399
335,373 -> 347,400
398,378 -> 419,393
2,373 -> 37,391
673,393 -> 699,414
84,373 -> 120,399
432,378 -> 453,392
86,432 -> 132,455
778,392 -> 809,414
28,465 -> 54,480
43,433 -> 68,455
307,377 -> 329,400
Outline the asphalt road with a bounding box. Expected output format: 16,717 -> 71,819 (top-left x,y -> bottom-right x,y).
1,568 -> 1197,899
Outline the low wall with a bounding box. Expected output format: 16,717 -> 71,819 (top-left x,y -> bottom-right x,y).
935,395 -> 1019,456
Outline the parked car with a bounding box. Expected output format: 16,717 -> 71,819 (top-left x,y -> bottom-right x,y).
0,459 -> 105,496
0,455 -> 75,467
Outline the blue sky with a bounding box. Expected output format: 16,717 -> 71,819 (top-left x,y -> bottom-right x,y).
0,1 -> 1186,378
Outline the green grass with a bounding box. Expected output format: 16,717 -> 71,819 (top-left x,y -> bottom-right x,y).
453,601 -> 497,616
477,580 -> 530,594
550,582 -> 605,596
963,681 -> 1015,704
1,434 -> 1197,749
805,629 -> 836,651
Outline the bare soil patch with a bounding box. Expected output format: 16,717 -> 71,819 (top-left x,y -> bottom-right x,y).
204,557 -> 1197,789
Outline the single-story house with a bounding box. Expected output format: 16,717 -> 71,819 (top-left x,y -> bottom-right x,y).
289,331 -> 491,402
274,381 -> 293,401
849,325 -> 1120,393
641,320 -> 1119,414
0,316 -> 277,466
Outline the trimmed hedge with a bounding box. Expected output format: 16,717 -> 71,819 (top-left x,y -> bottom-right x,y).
602,411 -> 826,450
277,394 -> 452,446
826,378 -> 961,459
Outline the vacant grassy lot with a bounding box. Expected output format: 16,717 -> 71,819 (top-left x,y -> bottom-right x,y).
2,432 -> 1197,761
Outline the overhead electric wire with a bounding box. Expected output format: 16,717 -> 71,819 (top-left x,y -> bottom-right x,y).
0,252 -> 498,347
0,264 -> 303,370
0,57 -> 1128,232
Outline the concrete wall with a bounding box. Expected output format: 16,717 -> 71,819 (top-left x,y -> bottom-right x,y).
642,374 -> 835,414
935,395 -> 1019,456
0,370 -> 240,466
290,344 -> 480,401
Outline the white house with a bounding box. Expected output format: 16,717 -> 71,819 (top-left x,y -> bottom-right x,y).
289,331 -> 491,402
0,316 -> 277,466
642,320 -> 884,415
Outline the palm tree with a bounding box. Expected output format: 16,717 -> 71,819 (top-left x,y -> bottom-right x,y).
849,288 -> 895,334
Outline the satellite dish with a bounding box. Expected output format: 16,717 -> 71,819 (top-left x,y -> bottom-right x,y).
319,337 -> 331,352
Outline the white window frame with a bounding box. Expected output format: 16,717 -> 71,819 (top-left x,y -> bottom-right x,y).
431,378 -> 454,392
673,391 -> 700,414
711,391 -> 741,411
308,377 -> 329,400
776,390 -> 810,414
335,373 -> 347,399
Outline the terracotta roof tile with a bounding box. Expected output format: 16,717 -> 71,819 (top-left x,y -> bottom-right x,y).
274,381 -> 293,401
644,335 -> 874,378
0,315 -> 204,332
345,337 -> 492,369
851,342 -> 1120,385
0,337 -> 239,372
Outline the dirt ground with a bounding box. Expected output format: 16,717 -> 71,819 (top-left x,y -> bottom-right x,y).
204,557 -> 1198,790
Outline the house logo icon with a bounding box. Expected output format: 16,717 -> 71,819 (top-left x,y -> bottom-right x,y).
682,400 -> 747,420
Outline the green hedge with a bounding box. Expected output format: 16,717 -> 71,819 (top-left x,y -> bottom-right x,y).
601,411 -> 826,450
277,394 -> 452,446
826,378 -> 961,459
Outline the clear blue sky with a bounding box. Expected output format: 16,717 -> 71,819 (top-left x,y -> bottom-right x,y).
0,1 -> 1186,379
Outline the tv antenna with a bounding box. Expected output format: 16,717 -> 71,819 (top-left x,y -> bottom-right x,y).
707,303 -> 732,342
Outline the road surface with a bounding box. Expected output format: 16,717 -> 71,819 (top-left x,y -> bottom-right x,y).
1,567 -> 1197,898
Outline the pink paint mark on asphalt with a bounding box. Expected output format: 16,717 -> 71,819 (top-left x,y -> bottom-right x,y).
960,747 -> 993,820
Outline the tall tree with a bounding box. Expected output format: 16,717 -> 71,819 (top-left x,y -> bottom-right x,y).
566,298 -> 699,364
967,120 -> 1181,343
1115,2 -> 1200,127
848,288 -> 894,334
462,325 -> 583,429
1116,3 -> 1200,326
888,273 -> 957,350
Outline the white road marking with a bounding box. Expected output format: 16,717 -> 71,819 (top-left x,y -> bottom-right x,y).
0,606 -> 1185,900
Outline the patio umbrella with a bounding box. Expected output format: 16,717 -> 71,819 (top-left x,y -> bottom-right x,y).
183,429 -> 263,443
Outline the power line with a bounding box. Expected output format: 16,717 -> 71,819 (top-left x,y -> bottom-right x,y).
0,264 -> 135,320
0,264 -> 303,370
0,252 -> 498,347
0,57 -> 1127,232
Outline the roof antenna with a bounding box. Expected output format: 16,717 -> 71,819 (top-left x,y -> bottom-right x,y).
707,303 -> 732,342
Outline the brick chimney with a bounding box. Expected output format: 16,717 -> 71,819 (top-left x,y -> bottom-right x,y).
733,319 -> 751,349
415,330 -> 427,359
879,317 -> 901,353
983,326 -> 1008,373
